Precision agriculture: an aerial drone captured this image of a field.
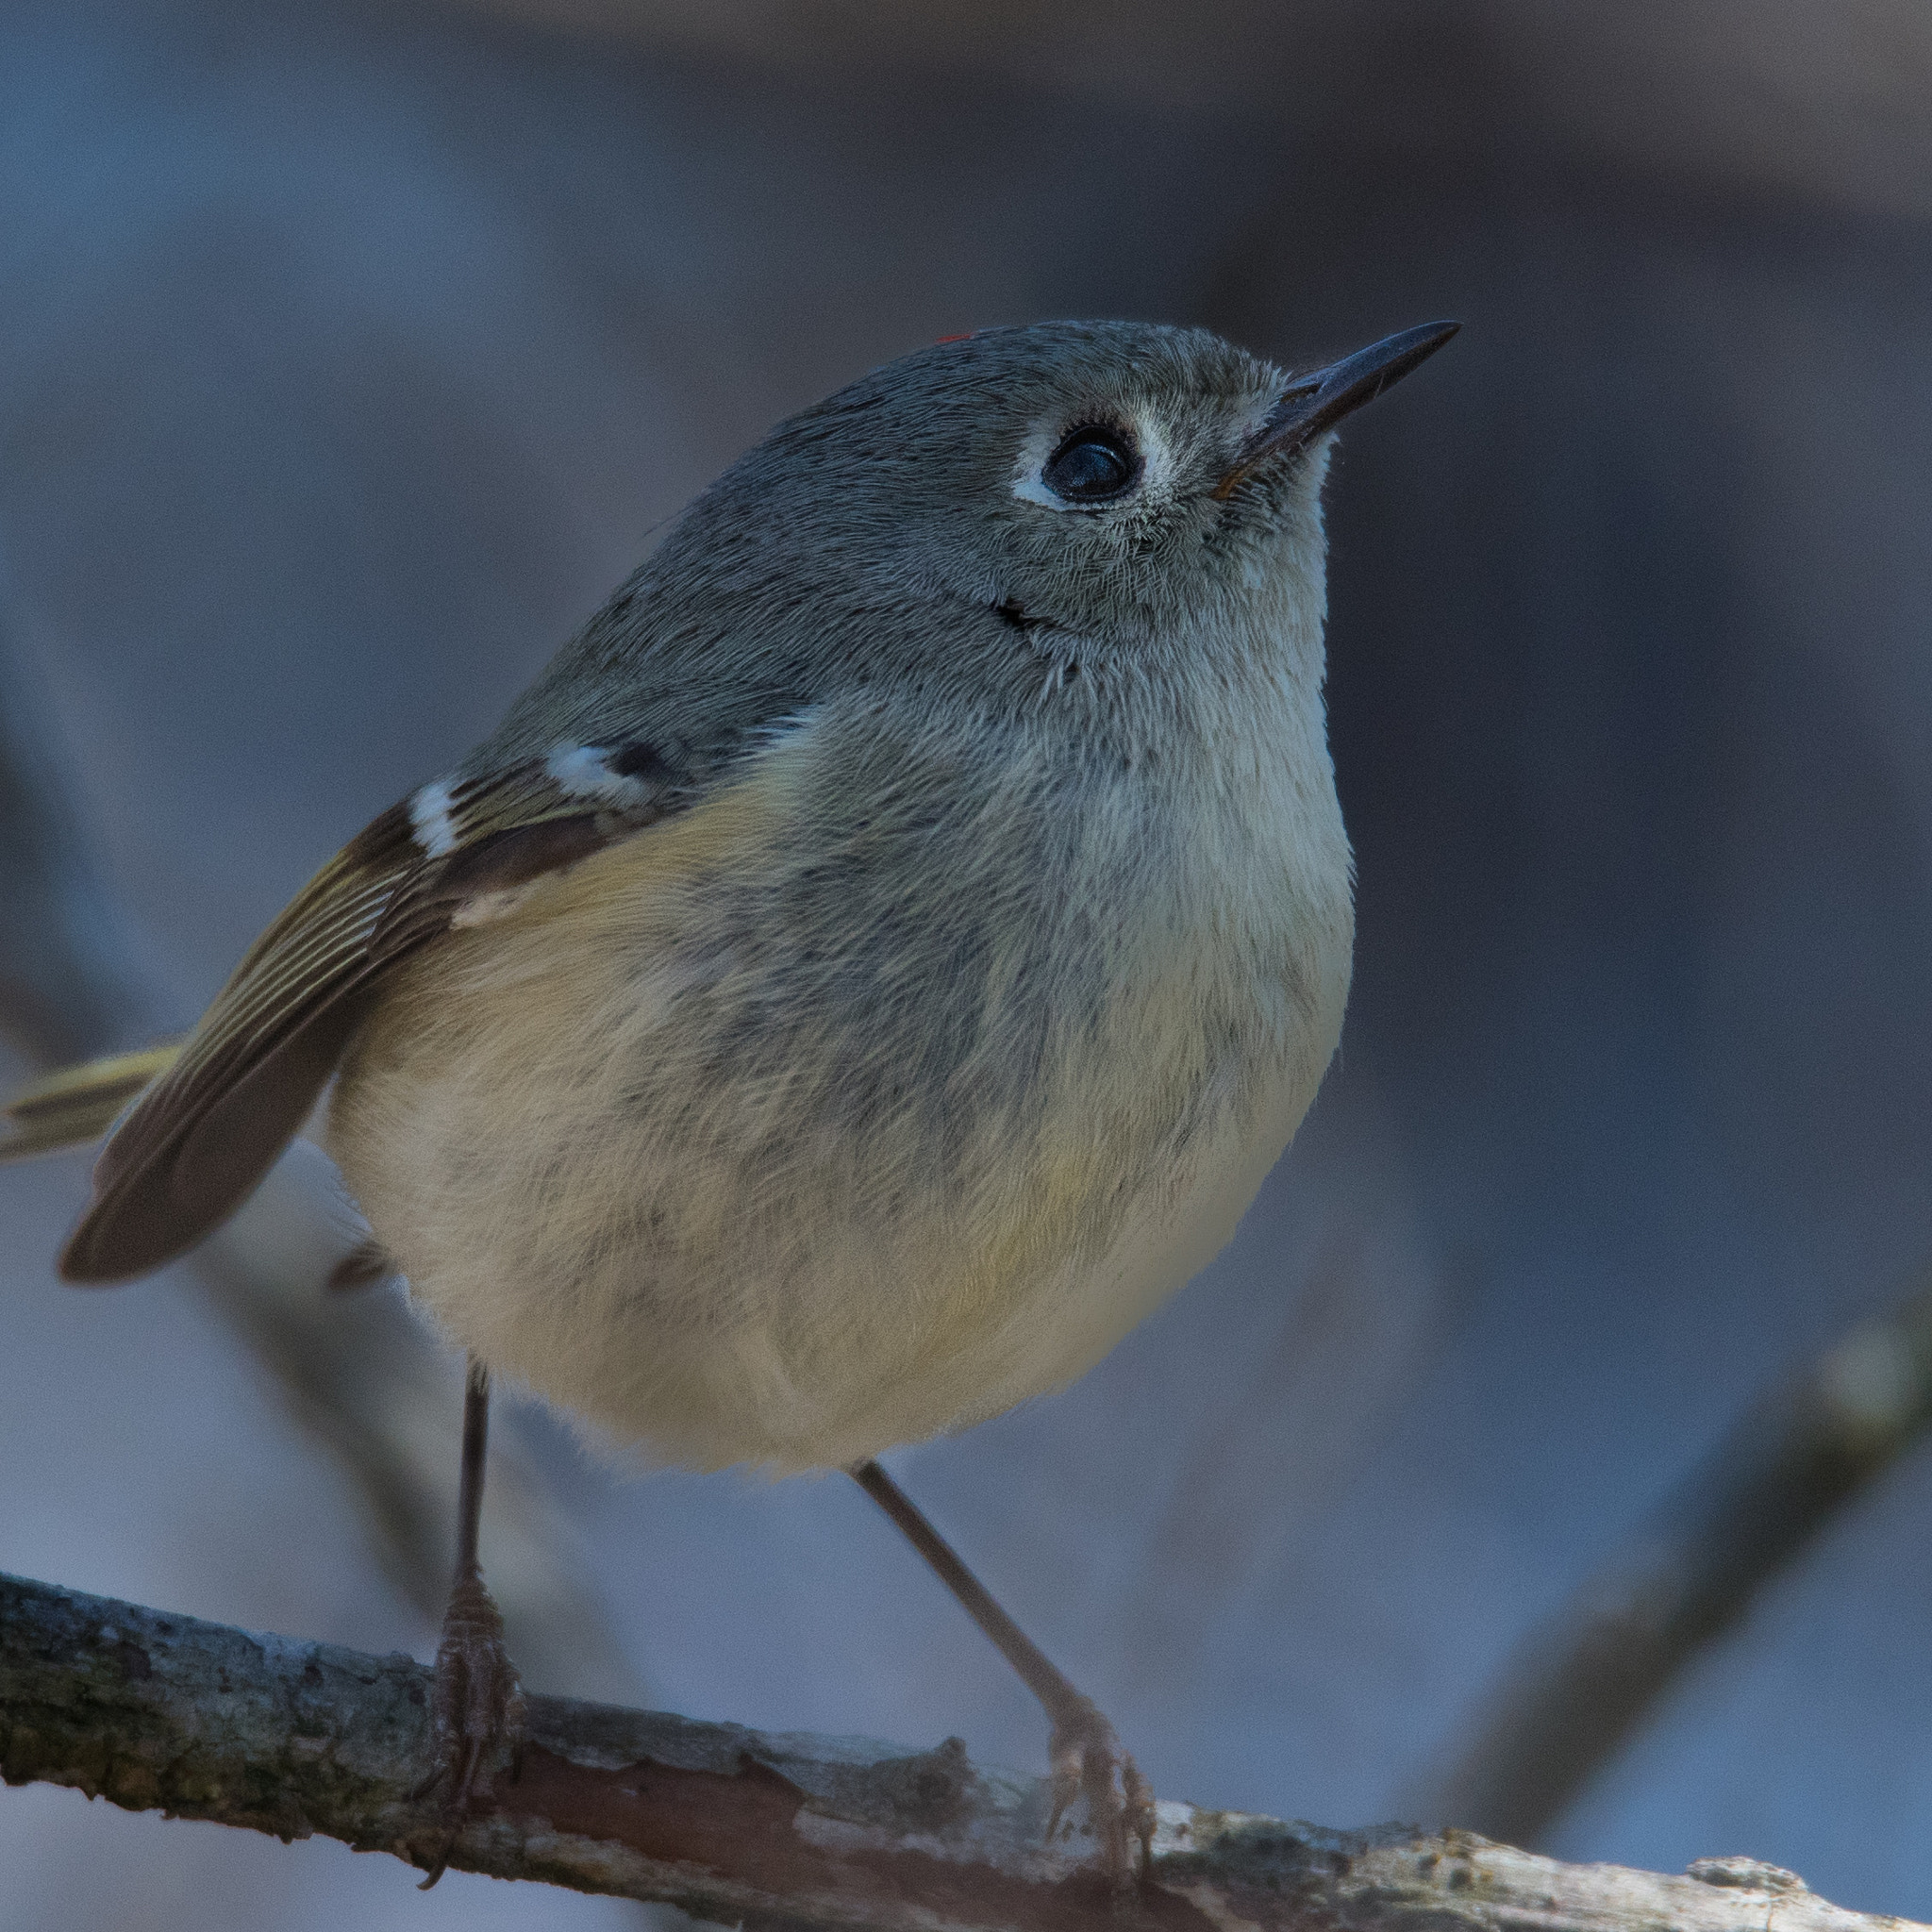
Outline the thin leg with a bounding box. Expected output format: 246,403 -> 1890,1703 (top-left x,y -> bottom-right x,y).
851,1458 -> 1155,1888
415,1356 -> 526,1888
455,1353 -> 491,1575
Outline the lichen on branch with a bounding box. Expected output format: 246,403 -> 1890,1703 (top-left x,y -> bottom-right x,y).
0,1571 -> 1911,1932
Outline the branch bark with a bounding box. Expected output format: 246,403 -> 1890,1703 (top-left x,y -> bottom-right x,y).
1407,1277 -> 1932,1846
0,1571 -> 1907,1932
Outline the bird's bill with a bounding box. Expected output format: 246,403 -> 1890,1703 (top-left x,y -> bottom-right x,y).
1212,319 -> 1460,500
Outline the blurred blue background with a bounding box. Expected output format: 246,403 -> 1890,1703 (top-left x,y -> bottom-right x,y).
3,1 -> 1932,1924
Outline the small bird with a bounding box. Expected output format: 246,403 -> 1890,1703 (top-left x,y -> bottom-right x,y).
6,316 -> 1455,1886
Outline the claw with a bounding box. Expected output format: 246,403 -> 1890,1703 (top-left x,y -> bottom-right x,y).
1123,1756 -> 1156,1874
1045,1694 -> 1155,1893
412,1565 -> 525,1887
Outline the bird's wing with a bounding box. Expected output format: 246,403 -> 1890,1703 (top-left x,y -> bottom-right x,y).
1,1045 -> 185,1161
60,744 -> 685,1284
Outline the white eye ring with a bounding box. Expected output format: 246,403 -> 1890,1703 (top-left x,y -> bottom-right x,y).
1012,405 -> 1174,510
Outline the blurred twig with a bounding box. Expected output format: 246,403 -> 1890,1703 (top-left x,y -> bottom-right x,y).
1407,1281 -> 1932,1845
440,0 -> 1932,219
0,590 -> 641,1707
0,591 -> 167,1064
1125,1209 -> 1441,1692
6,1568 -> 1903,1931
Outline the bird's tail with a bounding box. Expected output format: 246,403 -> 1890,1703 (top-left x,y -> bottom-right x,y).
1,1044 -> 183,1161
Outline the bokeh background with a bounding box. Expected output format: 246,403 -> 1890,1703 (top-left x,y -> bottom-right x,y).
4,2 -> 1932,1925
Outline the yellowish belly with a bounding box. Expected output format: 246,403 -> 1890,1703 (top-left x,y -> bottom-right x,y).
329,742 -> 1351,1473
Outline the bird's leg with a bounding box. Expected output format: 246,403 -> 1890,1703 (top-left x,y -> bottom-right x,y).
413,1356 -> 525,1888
850,1459 -> 1155,1890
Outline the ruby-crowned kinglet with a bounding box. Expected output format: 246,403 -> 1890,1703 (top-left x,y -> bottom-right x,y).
13,316 -> 1456,1879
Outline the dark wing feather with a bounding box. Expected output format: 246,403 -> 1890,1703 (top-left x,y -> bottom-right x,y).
60,752 -> 675,1283
0,1045 -> 184,1161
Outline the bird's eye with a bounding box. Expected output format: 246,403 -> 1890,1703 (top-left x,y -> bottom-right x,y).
1041,426 -> 1140,504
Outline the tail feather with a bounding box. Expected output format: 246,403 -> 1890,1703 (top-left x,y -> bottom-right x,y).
2,1045 -> 184,1161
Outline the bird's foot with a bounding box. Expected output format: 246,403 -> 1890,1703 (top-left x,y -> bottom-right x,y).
1045,1694 -> 1156,1893
412,1564 -> 525,1888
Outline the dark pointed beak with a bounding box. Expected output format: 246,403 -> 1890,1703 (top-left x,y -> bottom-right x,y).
1212,320 -> 1460,500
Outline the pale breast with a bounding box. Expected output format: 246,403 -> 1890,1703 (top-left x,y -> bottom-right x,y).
328,705 -> 1352,1473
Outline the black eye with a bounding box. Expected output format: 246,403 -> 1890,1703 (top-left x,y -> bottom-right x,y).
1041,426 -> 1140,504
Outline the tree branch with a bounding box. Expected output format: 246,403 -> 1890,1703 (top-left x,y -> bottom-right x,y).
0,1572 -> 1907,1931
1407,1276 -> 1932,1846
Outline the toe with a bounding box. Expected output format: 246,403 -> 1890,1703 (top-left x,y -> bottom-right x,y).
1043,1699 -> 1154,1890
413,1562 -> 525,1869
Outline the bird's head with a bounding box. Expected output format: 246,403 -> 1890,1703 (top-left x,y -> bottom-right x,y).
531,317 -> 1457,754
